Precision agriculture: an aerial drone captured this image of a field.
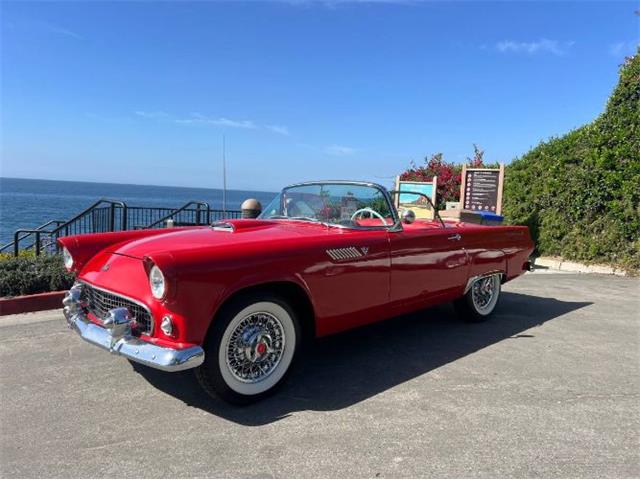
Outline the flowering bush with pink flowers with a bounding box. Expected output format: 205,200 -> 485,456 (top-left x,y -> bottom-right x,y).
400,145 -> 498,210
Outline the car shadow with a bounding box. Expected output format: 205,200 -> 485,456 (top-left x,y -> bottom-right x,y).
130,292 -> 591,426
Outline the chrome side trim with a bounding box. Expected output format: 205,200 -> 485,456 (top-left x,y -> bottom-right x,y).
63,283 -> 203,372
79,280 -> 155,336
464,271 -> 505,294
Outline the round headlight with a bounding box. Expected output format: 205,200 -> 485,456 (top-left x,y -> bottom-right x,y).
62,247 -> 74,270
149,265 -> 166,299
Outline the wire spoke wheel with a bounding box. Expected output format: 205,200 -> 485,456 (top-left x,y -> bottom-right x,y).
471,274 -> 500,315
225,312 -> 286,384
194,298 -> 299,402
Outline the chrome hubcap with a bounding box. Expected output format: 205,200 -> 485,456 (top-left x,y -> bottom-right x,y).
226,312 -> 285,383
472,276 -> 497,310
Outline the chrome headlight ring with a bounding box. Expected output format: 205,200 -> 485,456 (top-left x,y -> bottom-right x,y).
149,265 -> 166,299
62,247 -> 74,270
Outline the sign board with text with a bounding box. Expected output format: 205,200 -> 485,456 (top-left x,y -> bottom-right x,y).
460,165 -> 505,215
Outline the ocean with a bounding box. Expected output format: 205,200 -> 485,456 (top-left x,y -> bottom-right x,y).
0,177 -> 277,246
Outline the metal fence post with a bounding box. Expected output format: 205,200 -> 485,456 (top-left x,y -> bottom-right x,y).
35,231 -> 41,256
109,204 -> 116,231
122,205 -> 128,231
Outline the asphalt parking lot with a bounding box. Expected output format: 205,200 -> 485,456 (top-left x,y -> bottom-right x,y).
1,272 -> 638,478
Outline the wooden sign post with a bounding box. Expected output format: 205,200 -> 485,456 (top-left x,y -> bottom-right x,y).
460,164 -> 505,215
394,176 -> 438,219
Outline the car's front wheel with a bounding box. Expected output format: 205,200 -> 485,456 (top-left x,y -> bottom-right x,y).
195,293 -> 300,405
454,274 -> 502,322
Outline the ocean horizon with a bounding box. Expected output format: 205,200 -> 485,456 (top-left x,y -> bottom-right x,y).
0,177 -> 277,246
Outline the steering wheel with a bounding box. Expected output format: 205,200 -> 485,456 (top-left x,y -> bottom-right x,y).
351,208 -> 387,225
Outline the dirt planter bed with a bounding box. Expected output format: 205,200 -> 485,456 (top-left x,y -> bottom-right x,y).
0,291 -> 66,316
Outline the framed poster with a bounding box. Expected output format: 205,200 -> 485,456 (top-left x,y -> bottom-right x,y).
394,176 -> 438,219
460,165 -> 505,214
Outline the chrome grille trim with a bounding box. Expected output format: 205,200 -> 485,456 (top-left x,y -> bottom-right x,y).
79,282 -> 154,335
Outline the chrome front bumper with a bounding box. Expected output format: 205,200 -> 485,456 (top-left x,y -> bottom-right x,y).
62,284 -> 204,372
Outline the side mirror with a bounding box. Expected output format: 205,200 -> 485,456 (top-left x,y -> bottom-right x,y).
401,209 -> 416,224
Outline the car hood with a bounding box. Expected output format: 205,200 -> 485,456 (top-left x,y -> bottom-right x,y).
107,219 -> 321,259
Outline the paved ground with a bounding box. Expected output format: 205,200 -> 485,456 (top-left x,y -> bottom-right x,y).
1,272 -> 638,478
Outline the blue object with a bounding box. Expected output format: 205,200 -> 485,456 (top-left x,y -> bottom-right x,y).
477,212 -> 504,225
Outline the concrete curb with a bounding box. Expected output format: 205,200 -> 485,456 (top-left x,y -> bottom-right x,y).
0,291 -> 65,316
534,257 -> 629,276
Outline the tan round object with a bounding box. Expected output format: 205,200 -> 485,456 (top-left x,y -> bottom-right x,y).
241,198 -> 262,211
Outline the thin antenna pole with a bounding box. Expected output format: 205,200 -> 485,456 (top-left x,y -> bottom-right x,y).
222,135 -> 227,215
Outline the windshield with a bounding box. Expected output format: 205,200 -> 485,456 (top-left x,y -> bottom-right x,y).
259,182 -> 396,228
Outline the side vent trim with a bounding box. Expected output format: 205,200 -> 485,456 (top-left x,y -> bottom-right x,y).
211,221 -> 235,232
327,247 -> 364,261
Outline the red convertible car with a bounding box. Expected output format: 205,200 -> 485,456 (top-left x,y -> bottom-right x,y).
60,181 -> 534,404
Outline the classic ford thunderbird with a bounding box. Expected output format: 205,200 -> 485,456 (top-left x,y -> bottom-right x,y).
60,181 -> 534,404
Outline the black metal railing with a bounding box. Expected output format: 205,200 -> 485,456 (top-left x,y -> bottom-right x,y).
140,201 -> 211,229
1,198 -> 242,256
131,204 -> 241,230
58,199 -> 128,237
2,220 -> 66,256
4,199 -> 128,256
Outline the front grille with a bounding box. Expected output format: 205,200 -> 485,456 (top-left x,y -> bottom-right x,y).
80,283 -> 154,335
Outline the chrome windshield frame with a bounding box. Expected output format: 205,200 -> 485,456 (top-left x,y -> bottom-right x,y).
264,180 -> 401,231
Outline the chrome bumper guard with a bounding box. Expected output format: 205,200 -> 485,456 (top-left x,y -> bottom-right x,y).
62,283 -> 204,372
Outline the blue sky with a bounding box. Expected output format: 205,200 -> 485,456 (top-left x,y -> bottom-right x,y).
1,1 -> 637,192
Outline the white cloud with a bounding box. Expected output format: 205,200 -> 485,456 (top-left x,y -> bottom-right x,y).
496,39 -> 574,56
135,110 -> 170,119
325,144 -> 357,156
46,24 -> 82,40
8,19 -> 82,40
213,117 -> 257,129
265,124 -> 291,136
609,40 -> 638,57
86,113 -> 128,122
177,114 -> 258,129
610,42 -> 625,56
135,111 -> 291,134
286,0 -> 413,5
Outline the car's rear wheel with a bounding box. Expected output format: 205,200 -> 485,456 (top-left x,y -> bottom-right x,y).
195,293 -> 300,405
454,274 -> 501,322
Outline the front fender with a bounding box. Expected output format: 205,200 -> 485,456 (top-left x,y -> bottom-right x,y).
166,249 -> 317,344
58,229 -> 180,274
214,272 -> 315,320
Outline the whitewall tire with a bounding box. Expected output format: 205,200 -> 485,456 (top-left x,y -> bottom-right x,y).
196,294 -> 300,404
454,274 -> 502,322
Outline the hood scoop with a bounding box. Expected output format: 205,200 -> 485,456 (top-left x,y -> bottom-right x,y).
211,221 -> 235,232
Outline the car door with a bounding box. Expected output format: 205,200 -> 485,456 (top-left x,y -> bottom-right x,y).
388,224 -> 469,308
302,227 -> 391,336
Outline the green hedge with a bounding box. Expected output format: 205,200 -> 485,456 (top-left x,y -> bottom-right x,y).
0,255 -> 75,297
502,50 -> 640,271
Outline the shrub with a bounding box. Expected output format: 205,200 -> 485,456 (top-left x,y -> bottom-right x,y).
502,50 -> 640,271
0,255 -> 75,297
0,250 -> 36,262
